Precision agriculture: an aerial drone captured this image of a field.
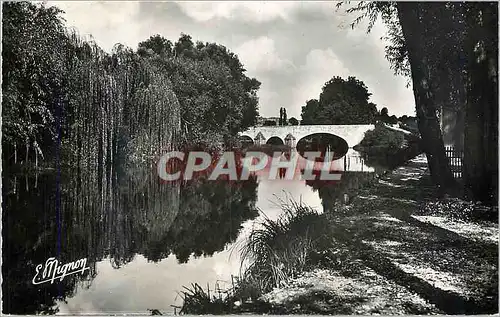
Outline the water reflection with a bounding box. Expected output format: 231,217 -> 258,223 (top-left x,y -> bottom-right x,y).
2,150 -> 381,314
2,163 -> 259,314
55,177 -> 323,314
2,171 -> 97,314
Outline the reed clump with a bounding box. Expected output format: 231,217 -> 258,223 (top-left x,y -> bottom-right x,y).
180,198 -> 332,314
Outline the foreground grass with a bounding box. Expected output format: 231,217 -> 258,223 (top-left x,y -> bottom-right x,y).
179,199 -> 333,314
179,156 -> 498,315
239,200 -> 329,294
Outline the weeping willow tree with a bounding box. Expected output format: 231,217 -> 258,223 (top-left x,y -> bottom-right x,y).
60,33 -> 180,172
3,3 -> 183,313
56,32 -> 183,268
2,1 -> 181,170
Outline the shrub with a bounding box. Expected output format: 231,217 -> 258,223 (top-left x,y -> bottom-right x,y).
354,124 -> 423,170
357,123 -> 405,156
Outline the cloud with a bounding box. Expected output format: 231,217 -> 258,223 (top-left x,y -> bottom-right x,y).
51,1 -> 142,52
175,1 -> 305,23
304,48 -> 350,75
47,1 -> 415,119
235,36 -> 294,73
290,48 -> 351,117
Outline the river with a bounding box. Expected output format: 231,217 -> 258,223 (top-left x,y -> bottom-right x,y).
2,150 -> 382,314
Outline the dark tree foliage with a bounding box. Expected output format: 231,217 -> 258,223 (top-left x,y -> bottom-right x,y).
355,123 -> 423,170
288,117 -> 299,126
300,76 -> 378,125
300,99 -> 321,125
357,123 -> 404,156
138,34 -> 173,57
174,33 -> 196,59
338,1 -> 498,202
137,33 -> 261,145
2,2 -> 68,166
377,107 -> 399,124
263,120 -> 277,127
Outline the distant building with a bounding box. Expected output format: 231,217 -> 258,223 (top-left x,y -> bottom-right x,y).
256,116 -> 280,127
255,116 -> 265,126
267,117 -> 280,124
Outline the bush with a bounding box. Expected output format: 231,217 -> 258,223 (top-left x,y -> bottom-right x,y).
354,124 -> 423,170
179,283 -> 233,315
357,123 -> 405,156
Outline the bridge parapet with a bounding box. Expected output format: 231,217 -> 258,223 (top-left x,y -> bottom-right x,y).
240,124 -> 375,148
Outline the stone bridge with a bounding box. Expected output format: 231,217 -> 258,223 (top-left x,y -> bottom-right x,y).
240,125 -> 375,148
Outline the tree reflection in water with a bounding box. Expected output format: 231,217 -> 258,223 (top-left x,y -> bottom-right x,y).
304,171 -> 379,212
2,166 -> 258,314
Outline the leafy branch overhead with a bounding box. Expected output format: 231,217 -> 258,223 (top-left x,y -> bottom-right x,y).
337,1 -> 498,203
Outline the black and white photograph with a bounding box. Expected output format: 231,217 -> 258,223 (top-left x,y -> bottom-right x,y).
1,1 -> 498,315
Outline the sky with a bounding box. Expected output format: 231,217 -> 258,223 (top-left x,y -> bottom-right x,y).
48,1 -> 416,119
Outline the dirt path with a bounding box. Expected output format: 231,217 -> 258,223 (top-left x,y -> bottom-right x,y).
259,155 -> 498,314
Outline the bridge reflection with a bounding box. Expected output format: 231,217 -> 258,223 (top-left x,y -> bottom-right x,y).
239,147 -> 374,180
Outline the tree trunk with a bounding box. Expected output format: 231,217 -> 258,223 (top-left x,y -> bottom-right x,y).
463,2 -> 498,205
434,3 -> 467,153
396,2 -> 456,193
35,143 -> 38,169
25,141 -> 29,165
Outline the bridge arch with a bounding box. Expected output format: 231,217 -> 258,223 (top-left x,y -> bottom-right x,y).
296,133 -> 349,161
239,135 -> 254,146
266,136 -> 284,145
240,125 -> 374,149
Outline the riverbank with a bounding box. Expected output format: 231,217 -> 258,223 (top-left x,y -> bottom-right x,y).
179,154 -> 498,315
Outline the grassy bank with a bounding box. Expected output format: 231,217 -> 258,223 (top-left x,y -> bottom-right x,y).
176,155 -> 498,315
178,199 -> 334,315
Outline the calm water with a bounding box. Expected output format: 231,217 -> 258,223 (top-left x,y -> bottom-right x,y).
2,150 -> 380,314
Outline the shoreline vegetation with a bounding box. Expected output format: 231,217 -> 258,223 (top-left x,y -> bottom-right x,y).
3,2 -> 261,180
175,154 -> 498,315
